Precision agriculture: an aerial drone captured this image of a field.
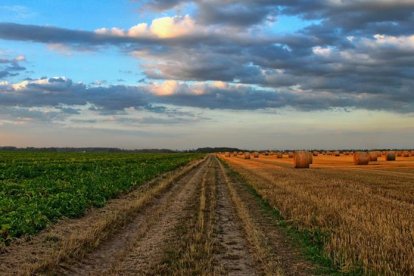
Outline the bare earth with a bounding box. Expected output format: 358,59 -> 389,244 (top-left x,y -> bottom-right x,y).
0,155 -> 314,275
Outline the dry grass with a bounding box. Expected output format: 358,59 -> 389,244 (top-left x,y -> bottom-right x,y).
221,155 -> 414,274
157,162 -> 216,275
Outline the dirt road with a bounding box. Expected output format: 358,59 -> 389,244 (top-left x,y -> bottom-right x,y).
0,155 -> 313,275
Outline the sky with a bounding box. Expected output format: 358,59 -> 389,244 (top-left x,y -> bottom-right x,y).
0,0 -> 413,150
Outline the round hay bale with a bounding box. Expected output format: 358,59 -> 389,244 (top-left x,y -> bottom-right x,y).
386,151 -> 396,161
369,151 -> 378,161
353,152 -> 370,165
334,151 -> 340,156
253,152 -> 259,158
396,151 -> 402,157
403,151 -> 410,157
308,152 -> 313,164
244,152 -> 250,159
224,152 -> 230,157
276,152 -> 283,158
294,151 -> 312,168
313,151 -> 319,156
288,152 -> 294,158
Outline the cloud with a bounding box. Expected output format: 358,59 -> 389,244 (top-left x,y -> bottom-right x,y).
2,76 -> 412,119
0,1 -> 413,116
0,54 -> 26,79
150,80 -> 180,96
96,15 -> 197,39
142,0 -> 278,27
149,15 -> 196,38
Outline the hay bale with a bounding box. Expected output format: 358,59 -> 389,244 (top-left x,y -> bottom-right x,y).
276,152 -> 283,158
369,151 -> 378,161
353,152 -> 370,165
224,152 -> 230,157
386,151 -> 396,161
403,151 -> 410,157
396,151 -> 402,157
313,151 -> 319,156
244,152 -> 251,159
288,152 -> 294,158
334,151 -> 340,156
294,151 -> 312,168
308,152 -> 313,164
253,152 -> 259,158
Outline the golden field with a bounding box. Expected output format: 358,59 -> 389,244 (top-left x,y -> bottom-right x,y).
220,153 -> 414,274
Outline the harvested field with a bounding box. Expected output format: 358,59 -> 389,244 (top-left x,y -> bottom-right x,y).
220,153 -> 414,274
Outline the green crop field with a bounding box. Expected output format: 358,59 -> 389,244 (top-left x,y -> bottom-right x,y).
0,151 -> 203,245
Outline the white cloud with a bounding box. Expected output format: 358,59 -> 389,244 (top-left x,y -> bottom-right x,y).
312,46 -> 333,57
368,34 -> 414,50
47,43 -> 73,55
150,80 -> 180,96
15,55 -> 25,61
150,15 -> 196,38
128,23 -> 149,37
95,15 -> 199,39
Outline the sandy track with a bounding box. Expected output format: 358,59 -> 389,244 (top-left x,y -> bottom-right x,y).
213,158 -> 258,275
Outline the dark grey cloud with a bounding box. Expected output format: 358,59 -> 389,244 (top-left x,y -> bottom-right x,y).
142,0 -> 187,10
143,0 -> 414,33
0,77 -> 150,112
195,1 -> 277,27
0,22 -> 152,45
0,55 -> 26,79
1,77 -> 412,119
143,0 -> 278,27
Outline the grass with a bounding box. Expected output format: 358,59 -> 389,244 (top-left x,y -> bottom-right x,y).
157,159 -> 217,275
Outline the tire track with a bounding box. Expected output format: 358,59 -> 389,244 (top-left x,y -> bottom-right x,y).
213,158 -> 259,275
54,156 -> 211,275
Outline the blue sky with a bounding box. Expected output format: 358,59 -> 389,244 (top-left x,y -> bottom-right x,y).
0,1 -> 413,149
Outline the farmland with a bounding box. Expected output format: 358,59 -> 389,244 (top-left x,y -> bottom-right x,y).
1,151 -> 413,275
0,151 -> 202,245
221,152 -> 414,274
